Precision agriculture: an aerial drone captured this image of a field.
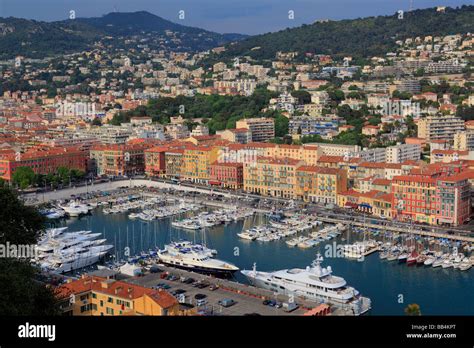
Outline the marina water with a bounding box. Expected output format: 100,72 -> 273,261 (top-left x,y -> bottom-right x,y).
55,209 -> 474,315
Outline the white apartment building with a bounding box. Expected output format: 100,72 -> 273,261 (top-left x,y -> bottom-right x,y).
310,143 -> 361,157
191,125 -> 209,137
360,148 -> 386,163
385,143 -> 421,163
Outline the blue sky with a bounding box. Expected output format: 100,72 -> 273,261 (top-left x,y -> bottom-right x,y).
0,0 -> 471,35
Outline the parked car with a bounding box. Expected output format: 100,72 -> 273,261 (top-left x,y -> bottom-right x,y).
196,298 -> 207,307
194,293 -> 207,300
218,299 -> 236,308
149,265 -> 162,273
282,302 -> 299,312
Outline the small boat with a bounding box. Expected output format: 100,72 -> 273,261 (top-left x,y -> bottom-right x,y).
423,256 -> 435,266
397,253 -> 409,263
441,259 -> 453,269
459,260 -> 472,271
406,251 -> 419,266
386,252 -> 399,261
379,251 -> 388,260
416,255 -> 427,266
432,257 -> 445,268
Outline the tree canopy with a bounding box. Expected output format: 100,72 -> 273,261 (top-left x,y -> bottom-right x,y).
0,186 -> 61,315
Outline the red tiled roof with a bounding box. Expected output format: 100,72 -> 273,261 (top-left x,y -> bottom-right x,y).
372,178 -> 391,186
58,276 -> 178,309
318,155 -> 343,163
297,165 -> 341,175
211,161 -> 243,168
432,149 -> 468,156
392,175 -> 437,184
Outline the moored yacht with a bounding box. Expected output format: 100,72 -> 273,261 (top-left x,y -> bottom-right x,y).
241,254 -> 371,316
157,242 -> 239,277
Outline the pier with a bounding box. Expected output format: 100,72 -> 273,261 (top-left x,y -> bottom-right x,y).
317,216 -> 474,243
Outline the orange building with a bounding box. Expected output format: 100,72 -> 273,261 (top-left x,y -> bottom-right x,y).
0,146 -> 87,181
145,146 -> 168,177
57,275 -> 193,316
90,143 -> 154,177
295,166 -> 347,204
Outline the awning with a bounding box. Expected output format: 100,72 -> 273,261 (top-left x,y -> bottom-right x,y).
304,304 -> 330,316
345,202 -> 358,208
209,180 -> 221,185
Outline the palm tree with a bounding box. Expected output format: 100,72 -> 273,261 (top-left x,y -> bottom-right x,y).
405,303 -> 421,316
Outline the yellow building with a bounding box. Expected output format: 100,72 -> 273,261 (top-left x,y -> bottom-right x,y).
181,145 -> 220,183
58,276 -> 191,316
295,166 -> 347,204
244,157 -> 303,198
336,189 -> 393,219
244,143 -> 321,166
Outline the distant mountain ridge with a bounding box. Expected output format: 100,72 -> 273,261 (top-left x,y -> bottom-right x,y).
215,5 -> 474,61
0,11 -> 248,59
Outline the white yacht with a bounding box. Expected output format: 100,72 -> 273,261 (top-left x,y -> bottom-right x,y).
237,231 -> 257,241
42,248 -> 110,273
35,227 -> 113,273
61,202 -> 89,217
157,241 -> 239,277
343,240 -> 378,259
241,254 -> 371,316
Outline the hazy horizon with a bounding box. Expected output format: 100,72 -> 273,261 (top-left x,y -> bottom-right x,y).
0,0 -> 471,35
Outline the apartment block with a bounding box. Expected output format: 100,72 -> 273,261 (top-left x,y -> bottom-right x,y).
235,118 -> 275,143
0,146 -> 87,181
385,143 -> 421,163
417,114 -> 465,141
181,145 -> 220,183
90,143 -> 152,177
209,162 -> 244,189
243,157 -> 303,198
295,166 -> 347,204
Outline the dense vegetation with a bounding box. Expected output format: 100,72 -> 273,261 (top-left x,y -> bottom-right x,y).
110,88 -> 289,136
12,166 -> 85,189
212,6 -> 474,61
0,185 -> 61,315
0,11 -> 247,59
